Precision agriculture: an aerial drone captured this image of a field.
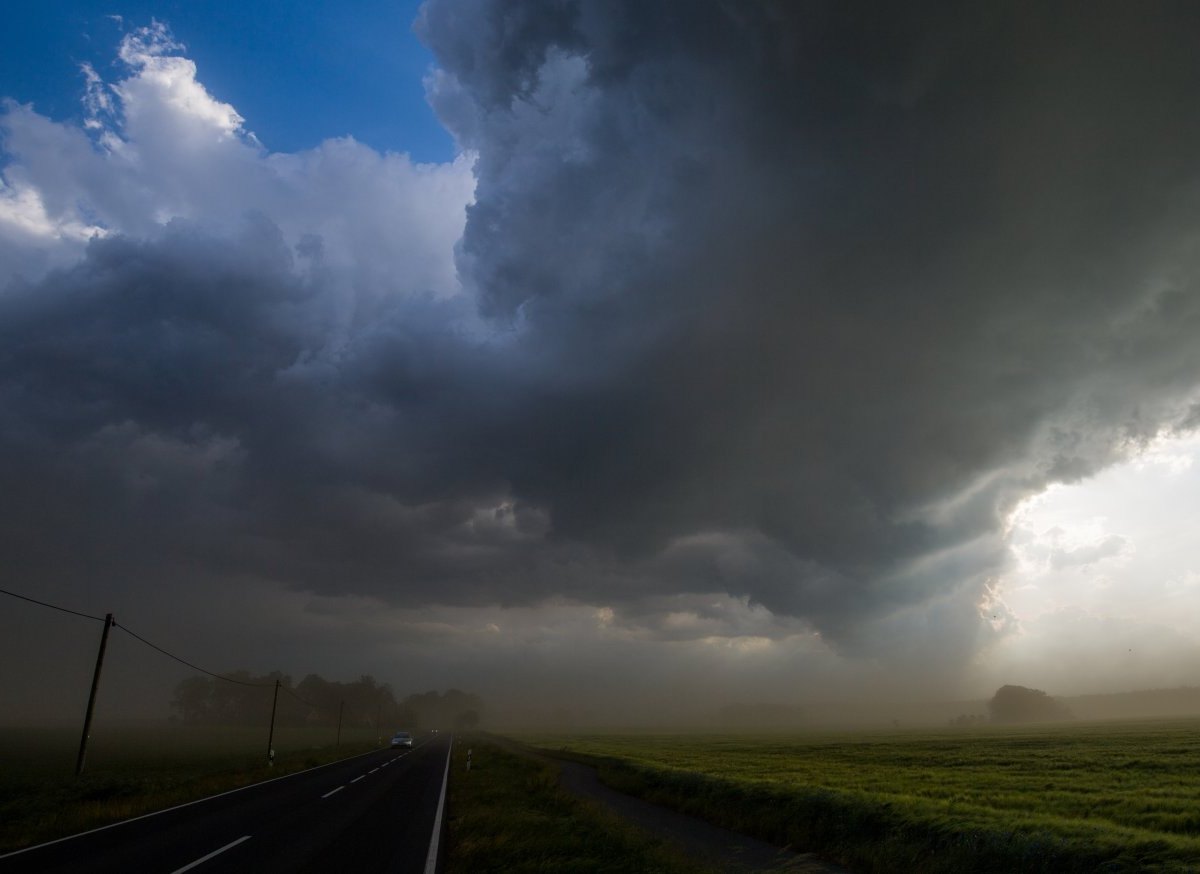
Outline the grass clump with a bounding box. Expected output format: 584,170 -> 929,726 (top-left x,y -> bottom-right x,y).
445,738 -> 712,874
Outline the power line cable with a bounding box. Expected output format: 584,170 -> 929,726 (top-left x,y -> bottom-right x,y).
0,586 -> 105,622
2,587 -> 366,709
280,683 -> 322,710
115,621 -> 274,688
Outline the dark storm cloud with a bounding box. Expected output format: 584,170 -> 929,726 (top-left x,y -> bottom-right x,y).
417,0 -> 1200,634
5,2 -> 1200,657
0,218 -> 521,597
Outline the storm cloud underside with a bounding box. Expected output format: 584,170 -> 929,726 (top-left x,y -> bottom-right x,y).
4,2 -> 1200,680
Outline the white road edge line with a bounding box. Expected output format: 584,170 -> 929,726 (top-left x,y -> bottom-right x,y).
423,735 -> 454,874
169,835 -> 251,874
0,746 -> 389,861
322,786 -> 344,799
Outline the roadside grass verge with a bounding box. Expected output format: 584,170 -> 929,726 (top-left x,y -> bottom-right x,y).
0,723 -> 380,853
445,738 -> 714,874
521,721 -> 1200,873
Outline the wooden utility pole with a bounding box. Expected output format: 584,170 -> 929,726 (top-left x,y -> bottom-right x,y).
76,613 -> 114,776
266,679 -> 281,766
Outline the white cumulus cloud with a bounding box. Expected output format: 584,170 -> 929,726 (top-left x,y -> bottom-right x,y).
0,22 -> 475,300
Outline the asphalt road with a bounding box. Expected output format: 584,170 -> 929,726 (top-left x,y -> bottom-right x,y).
0,733 -> 453,874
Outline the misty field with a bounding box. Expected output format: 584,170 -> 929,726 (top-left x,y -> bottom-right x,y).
0,722 -> 380,852
523,719 -> 1200,872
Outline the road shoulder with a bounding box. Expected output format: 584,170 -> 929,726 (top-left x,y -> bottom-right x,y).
488,736 -> 849,874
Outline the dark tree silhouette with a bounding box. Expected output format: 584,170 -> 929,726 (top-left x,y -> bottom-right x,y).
170,673 -> 483,730
989,685 -> 1072,724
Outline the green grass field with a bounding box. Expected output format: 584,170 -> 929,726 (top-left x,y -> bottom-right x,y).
445,738 -> 712,873
0,722 -> 382,852
520,720 -> 1200,873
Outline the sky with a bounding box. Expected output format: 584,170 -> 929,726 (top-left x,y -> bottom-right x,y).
4,1 -> 1200,727
1,1 -> 452,161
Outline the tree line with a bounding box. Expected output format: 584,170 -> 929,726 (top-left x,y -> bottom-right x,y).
170,671 -> 482,731
950,684 -> 1073,726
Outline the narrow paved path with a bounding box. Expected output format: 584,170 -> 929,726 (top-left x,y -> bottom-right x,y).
492,737 -> 850,874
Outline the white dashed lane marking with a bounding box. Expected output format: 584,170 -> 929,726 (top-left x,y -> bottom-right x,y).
321,743 -> 426,800
170,835 -> 252,873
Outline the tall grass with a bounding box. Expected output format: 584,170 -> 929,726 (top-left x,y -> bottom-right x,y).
445,738 -> 713,873
520,720 -> 1200,873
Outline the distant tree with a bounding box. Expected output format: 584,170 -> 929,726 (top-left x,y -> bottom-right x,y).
398,689 -> 484,730
170,674 -> 475,731
170,672 -> 274,725
170,670 -> 398,727
989,685 -> 1072,724
171,676 -> 214,723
